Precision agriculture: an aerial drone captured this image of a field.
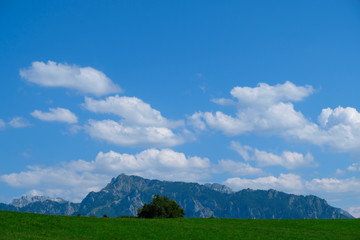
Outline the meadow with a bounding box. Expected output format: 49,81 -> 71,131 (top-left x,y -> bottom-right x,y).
0,211 -> 359,240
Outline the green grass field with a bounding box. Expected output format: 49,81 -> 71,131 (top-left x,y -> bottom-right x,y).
0,211 -> 359,240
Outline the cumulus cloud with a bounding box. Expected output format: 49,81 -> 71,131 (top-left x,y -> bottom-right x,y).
90,149 -> 210,180
231,141 -> 316,169
189,81 -> 360,152
3,145 -> 360,204
229,81 -> 314,107
83,95 -> 183,128
31,108 -> 78,124
85,119 -> 184,147
0,149 -> 210,201
83,95 -> 187,147
189,82 -> 314,136
313,106 -> 360,151
187,112 -> 207,131
195,111 -> 252,135
318,107 -> 360,128
20,61 -> 121,96
8,117 -> 30,128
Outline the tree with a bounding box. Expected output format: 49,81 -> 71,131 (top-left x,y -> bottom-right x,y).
137,195 -> 185,218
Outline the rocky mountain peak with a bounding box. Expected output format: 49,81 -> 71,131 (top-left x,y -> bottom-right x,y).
10,195 -> 66,208
105,174 -> 152,193
203,183 -> 233,194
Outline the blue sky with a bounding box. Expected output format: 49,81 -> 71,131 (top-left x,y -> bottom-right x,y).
1,0 -> 360,216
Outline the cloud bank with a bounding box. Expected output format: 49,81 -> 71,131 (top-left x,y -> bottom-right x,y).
190,81 -> 360,152
0,149 -> 210,201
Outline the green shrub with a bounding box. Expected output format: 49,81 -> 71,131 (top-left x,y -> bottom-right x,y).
137,195 -> 184,218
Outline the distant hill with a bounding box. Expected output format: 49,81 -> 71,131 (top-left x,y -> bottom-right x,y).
0,174 -> 353,219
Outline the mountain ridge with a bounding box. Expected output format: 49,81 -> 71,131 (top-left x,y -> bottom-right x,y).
0,174 -> 354,219
0,195 -> 79,215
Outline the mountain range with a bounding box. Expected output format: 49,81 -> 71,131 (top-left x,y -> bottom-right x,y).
0,174 -> 353,219
0,195 -> 79,216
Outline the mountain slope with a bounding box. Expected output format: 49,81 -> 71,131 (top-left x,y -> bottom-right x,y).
0,196 -> 79,215
77,174 -> 353,219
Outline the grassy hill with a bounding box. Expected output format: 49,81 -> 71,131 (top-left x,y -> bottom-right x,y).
0,211 -> 359,240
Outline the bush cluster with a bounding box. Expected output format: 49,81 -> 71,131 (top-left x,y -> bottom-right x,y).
137,195 -> 184,218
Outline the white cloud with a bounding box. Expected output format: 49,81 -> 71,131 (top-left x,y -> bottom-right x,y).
83,95 -> 183,128
224,174 -> 360,206
0,165 -> 106,202
216,159 -> 263,176
3,145 -> 360,205
225,173 -> 304,193
8,117 -> 30,128
190,90 -> 313,136
20,61 -> 121,96
229,81 -> 313,107
190,81 -> 360,152
187,112 -> 207,131
314,106 -> 360,151
305,177 -> 360,193
85,119 -> 184,147
83,95 -> 187,147
231,141 -> 316,169
348,163 -> 360,172
0,149 -> 210,201
31,107 -> 78,124
199,111 -> 252,135
91,149 -> 210,180
0,119 -> 5,130
318,107 -> 360,128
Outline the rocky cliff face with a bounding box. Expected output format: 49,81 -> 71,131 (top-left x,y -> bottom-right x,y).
10,196 -> 66,208
0,196 -> 79,216
204,183 -> 233,194
76,174 -> 353,219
